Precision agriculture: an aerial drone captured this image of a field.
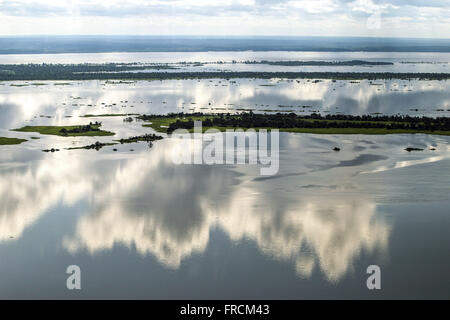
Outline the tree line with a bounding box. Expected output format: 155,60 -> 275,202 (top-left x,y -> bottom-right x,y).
154,112 -> 450,133
59,122 -> 102,135
0,64 -> 449,81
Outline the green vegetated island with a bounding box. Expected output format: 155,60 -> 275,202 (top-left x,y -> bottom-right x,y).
138,112 -> 450,136
12,122 -> 115,137
0,63 -> 449,81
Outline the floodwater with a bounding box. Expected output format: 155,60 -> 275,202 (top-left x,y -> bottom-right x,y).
0,53 -> 450,299
0,51 -> 449,73
0,78 -> 448,125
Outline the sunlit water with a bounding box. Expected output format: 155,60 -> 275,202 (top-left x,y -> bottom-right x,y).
0,78 -> 449,130
0,51 -> 449,73
0,62 -> 450,299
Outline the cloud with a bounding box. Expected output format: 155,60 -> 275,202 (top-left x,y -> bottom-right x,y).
0,0 -> 448,38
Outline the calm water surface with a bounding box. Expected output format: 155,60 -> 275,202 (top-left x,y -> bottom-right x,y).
0,56 -> 449,299
0,51 -> 449,73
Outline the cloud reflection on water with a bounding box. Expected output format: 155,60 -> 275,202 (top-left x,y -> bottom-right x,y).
51,139 -> 392,282
0,79 -> 448,132
3,132 -> 450,282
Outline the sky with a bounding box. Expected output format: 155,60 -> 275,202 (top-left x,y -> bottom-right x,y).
0,0 -> 449,38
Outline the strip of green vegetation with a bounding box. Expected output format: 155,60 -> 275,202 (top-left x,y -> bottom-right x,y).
140,115 -> 214,133
0,137 -> 27,145
81,113 -> 140,117
12,125 -> 115,136
139,113 -> 450,136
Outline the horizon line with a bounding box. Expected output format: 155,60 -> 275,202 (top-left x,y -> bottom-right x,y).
0,35 -> 449,41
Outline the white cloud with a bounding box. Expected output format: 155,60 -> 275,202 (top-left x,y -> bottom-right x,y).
0,0 -> 448,37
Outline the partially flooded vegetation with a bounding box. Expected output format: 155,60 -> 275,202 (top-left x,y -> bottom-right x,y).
2,74 -> 449,156
115,134 -> 164,144
1,63 -> 449,81
244,60 -> 394,66
139,112 -> 450,136
67,141 -> 117,151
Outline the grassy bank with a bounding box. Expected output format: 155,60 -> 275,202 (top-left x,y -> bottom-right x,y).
13,125 -> 115,137
0,137 -> 27,145
141,115 -> 213,133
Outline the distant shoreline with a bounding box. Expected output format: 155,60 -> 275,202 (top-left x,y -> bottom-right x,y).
0,36 -> 449,54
